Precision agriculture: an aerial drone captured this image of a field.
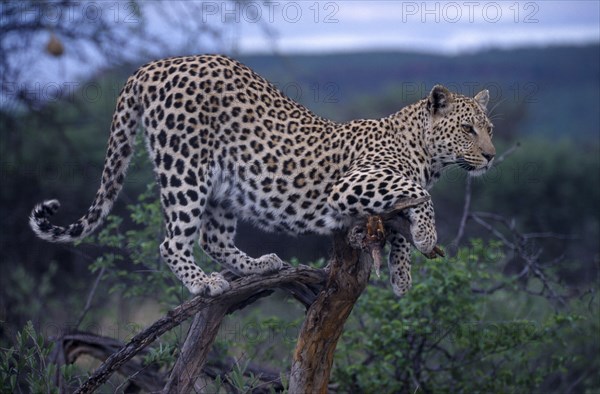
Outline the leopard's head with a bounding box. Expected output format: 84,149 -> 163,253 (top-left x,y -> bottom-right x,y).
426,85 -> 495,176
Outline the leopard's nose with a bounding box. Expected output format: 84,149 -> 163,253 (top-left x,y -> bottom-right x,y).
482,152 -> 495,162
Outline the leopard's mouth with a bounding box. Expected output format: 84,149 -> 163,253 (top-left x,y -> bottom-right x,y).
456,157 -> 477,171
456,157 -> 490,176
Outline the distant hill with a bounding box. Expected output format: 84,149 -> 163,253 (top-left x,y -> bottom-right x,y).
238,44 -> 599,140
76,44 -> 599,141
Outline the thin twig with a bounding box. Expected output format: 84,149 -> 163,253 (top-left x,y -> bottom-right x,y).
75,266 -> 106,329
529,263 -> 567,307
493,143 -> 520,167
470,213 -> 515,249
453,175 -> 472,245
452,143 -> 518,247
469,208 -> 569,307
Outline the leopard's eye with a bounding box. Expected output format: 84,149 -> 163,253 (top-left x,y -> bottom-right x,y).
461,123 -> 476,135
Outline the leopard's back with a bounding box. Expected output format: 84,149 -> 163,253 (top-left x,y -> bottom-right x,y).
134,55 -> 359,234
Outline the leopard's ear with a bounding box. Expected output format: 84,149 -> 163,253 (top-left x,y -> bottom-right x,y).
428,85 -> 452,115
474,89 -> 489,111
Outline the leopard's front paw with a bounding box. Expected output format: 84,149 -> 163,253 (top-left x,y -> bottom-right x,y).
389,265 -> 412,297
188,272 -> 231,296
410,221 -> 437,255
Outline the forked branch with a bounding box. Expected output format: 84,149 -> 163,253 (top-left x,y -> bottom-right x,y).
74,196 -> 431,393
74,266 -> 326,394
288,196 -> 436,392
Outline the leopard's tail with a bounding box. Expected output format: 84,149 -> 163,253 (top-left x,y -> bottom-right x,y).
29,75 -> 141,243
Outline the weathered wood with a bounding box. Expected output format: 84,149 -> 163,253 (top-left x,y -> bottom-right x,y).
287,196 -> 438,393
288,232 -> 373,394
50,332 -> 164,393
74,265 -> 326,394
162,305 -> 228,393
75,196 -> 435,394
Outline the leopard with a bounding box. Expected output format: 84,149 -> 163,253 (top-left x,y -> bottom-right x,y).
29,54 -> 495,297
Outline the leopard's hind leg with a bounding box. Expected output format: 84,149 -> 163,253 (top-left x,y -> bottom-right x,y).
154,159 -> 230,296
199,201 -> 283,276
158,201 -> 230,296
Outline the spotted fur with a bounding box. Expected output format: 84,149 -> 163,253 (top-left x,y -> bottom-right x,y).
30,55 -> 495,297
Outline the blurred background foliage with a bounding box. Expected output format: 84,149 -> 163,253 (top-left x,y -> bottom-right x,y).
0,1 -> 598,392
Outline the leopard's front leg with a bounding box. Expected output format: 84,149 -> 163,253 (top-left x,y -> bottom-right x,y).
405,198 -> 437,255
386,198 -> 438,296
387,232 -> 413,297
327,163 -> 438,255
328,163 -> 438,295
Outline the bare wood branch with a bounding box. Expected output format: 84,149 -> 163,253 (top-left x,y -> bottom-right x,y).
74,265 -> 326,394
288,231 -> 372,393
470,213 -> 516,249
468,208 -> 569,305
452,143 -> 520,248
287,196 -> 435,392
51,332 -> 164,393
162,305 -> 229,393
529,261 -> 567,307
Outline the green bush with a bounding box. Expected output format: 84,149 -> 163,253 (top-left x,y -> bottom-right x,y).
0,322 -> 79,393
2,194 -> 597,392
334,240 -> 598,393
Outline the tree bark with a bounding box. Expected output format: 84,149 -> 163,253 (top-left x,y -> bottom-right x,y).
74,198 -> 433,394
162,305 -> 228,393
74,265 -> 326,394
288,231 -> 373,394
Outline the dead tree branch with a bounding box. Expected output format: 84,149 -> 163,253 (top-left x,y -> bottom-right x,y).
469,211 -> 569,306
74,265 -> 326,394
453,143 -> 520,246
162,305 -> 229,393
74,267 -> 106,329
287,197 -> 433,393
72,196 -> 431,393
287,231 -> 372,393
453,175 -> 472,245
50,332 -> 164,393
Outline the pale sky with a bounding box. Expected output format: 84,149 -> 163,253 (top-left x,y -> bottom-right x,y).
171,0 -> 600,54
2,0 -> 599,101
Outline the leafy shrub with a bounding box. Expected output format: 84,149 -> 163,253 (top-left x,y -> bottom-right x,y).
334,241 -> 598,393
1,322 -> 78,393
